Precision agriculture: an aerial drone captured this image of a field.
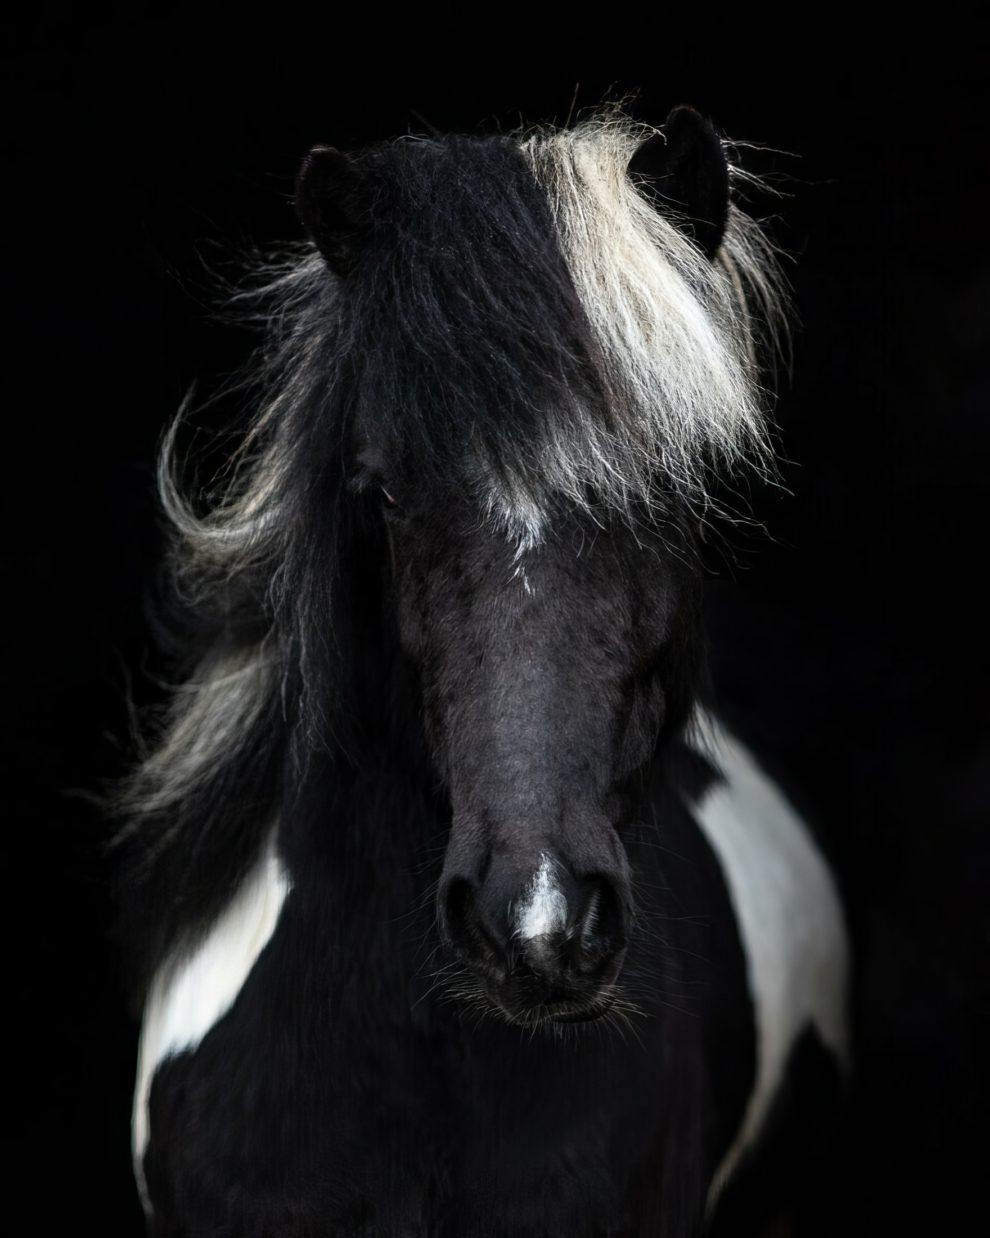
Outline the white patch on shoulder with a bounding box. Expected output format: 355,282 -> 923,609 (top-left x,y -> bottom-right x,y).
131,833 -> 291,1215
514,853 -> 568,940
688,713 -> 849,1207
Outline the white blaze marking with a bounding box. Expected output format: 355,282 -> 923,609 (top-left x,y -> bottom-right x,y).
689,714 -> 849,1207
131,834 -> 291,1214
515,853 -> 568,940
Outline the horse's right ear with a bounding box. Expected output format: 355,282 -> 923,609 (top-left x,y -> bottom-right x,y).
295,146 -> 370,276
628,107 -> 730,259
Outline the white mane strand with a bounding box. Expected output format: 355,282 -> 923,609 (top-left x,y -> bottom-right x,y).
511,113 -> 787,543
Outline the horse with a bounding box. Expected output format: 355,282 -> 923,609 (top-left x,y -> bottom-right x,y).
119,105 -> 849,1236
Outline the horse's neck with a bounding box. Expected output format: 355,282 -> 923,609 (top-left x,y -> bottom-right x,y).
275,715 -> 447,898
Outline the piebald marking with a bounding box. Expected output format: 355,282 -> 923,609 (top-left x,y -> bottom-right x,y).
132,835 -> 291,1213
690,714 -> 849,1204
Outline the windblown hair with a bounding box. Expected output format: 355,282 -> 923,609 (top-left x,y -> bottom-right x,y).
519,115 -> 786,537
116,109 -> 787,986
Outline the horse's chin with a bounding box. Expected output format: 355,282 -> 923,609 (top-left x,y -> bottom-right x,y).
493,994 -> 616,1028
455,959 -> 625,1030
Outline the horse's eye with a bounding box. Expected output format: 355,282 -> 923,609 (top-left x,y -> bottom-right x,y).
380,485 -> 399,510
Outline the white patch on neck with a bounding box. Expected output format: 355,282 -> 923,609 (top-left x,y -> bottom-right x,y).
514,853 -> 568,940
131,833 -> 291,1215
688,713 -> 850,1210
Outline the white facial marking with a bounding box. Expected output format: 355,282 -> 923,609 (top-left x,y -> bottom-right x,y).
132,834 -> 291,1215
511,561 -> 534,596
688,712 -> 849,1208
515,853 -> 568,940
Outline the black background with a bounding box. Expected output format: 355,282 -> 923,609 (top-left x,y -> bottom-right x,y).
6,10 -> 987,1232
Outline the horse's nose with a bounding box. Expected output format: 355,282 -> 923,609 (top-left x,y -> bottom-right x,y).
509,858 -> 624,982
439,855 -> 628,1005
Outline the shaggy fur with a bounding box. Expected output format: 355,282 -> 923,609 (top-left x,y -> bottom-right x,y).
114,108 -> 837,1238
518,115 -> 786,540
114,112 -> 785,987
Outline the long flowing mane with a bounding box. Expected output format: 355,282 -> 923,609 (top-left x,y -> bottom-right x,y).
115,110 -> 787,989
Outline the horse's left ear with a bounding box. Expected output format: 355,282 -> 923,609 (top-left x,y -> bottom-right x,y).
295,145 -> 370,276
628,106 -> 729,259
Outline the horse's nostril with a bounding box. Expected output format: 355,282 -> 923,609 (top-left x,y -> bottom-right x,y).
442,878 -> 506,977
566,876 -> 625,976
579,883 -> 604,945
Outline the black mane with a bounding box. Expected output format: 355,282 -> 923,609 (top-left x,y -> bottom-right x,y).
328,135 -> 609,498
114,133 -> 601,987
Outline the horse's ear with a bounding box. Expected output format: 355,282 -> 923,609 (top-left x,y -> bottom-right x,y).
296,146 -> 370,276
628,106 -> 729,259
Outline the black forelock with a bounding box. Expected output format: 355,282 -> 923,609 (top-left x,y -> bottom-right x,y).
328,134 -> 608,495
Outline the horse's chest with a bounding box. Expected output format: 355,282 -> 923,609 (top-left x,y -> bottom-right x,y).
135,856 -> 436,1211
136,895 -> 638,1234
133,725 -> 849,1235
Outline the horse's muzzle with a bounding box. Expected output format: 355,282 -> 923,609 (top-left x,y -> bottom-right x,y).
439,862 -> 629,1024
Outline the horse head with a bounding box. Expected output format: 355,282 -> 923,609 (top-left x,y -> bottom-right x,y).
287,108 -> 780,1025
